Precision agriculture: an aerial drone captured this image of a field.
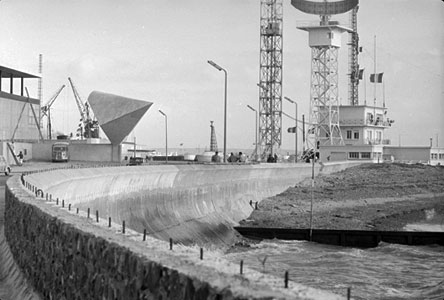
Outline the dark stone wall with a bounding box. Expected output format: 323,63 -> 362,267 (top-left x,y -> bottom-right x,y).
4,177 -> 242,300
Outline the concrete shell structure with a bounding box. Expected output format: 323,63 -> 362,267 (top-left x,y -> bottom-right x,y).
87,91 -> 153,145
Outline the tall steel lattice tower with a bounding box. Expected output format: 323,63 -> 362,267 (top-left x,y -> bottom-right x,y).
348,5 -> 359,105
38,54 -> 43,128
259,0 -> 283,159
292,0 -> 358,149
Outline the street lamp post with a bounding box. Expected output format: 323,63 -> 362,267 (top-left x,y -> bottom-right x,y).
284,97 -> 298,163
208,60 -> 228,163
158,110 -> 168,164
247,104 -> 258,161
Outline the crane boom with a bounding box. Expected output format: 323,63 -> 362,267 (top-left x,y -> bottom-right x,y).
68,77 -> 87,121
41,84 -> 66,139
41,85 -> 65,118
67,77 -> 100,139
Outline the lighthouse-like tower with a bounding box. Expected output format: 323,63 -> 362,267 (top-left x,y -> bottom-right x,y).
210,121 -> 218,152
292,0 -> 358,149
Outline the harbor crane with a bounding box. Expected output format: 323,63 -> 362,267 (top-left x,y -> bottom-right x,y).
67,77 -> 99,139
40,84 -> 65,139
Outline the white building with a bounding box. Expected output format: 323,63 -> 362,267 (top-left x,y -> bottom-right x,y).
318,104 -> 444,165
319,104 -> 394,162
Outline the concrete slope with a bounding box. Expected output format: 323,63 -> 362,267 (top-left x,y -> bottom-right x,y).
26,162 -> 358,247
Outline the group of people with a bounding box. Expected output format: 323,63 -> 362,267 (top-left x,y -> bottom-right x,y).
211,151 -> 247,163
227,152 -> 246,163
266,153 -> 278,163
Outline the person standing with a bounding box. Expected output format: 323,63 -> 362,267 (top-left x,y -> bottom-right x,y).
211,151 -> 221,163
17,151 -> 24,164
227,152 -> 237,163
238,152 -> 246,163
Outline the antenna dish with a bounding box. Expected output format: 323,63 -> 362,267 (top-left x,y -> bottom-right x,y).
291,0 -> 358,15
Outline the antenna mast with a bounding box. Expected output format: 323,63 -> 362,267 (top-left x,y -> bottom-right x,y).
38,54 -> 43,130
348,5 -> 359,105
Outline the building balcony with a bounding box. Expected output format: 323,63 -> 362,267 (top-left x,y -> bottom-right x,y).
339,118 -> 392,127
339,118 -> 365,126
365,139 -> 383,145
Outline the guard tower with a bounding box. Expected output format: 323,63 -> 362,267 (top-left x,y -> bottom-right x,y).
292,0 -> 358,149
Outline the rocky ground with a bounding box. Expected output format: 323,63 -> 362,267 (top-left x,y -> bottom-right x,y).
239,163 -> 444,231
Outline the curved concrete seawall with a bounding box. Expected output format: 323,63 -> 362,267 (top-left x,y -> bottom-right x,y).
24,162 -> 357,246
4,162 -> 358,299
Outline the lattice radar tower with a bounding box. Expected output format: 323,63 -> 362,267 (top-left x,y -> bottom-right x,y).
292,0 -> 358,149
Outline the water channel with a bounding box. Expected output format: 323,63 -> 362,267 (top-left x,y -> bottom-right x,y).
224,238 -> 444,300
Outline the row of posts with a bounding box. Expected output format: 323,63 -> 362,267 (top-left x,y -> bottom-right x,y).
22,173 -> 353,298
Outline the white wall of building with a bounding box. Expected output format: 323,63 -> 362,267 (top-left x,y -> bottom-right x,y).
32,140 -> 122,162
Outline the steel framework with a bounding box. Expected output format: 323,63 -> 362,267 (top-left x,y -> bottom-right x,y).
308,47 -> 343,147
41,85 -> 65,139
258,0 -> 283,158
38,54 -> 43,128
348,5 -> 359,105
292,0 -> 358,149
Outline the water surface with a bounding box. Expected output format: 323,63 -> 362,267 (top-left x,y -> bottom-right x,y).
224,240 -> 444,300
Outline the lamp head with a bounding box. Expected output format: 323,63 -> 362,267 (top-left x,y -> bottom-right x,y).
247,105 -> 256,112
257,83 -> 269,92
207,60 -> 223,71
284,96 -> 295,104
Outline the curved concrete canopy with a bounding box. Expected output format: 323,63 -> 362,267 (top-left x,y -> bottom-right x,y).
87,91 -> 153,145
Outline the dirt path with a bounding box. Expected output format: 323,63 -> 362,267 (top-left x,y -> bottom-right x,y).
240,163 -> 444,231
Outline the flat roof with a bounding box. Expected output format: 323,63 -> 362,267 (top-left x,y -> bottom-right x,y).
339,104 -> 387,109
0,65 -> 41,79
297,24 -> 353,33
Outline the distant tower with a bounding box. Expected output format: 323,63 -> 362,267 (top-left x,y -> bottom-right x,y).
292,0 -> 358,148
38,54 -> 43,128
348,5 -> 359,105
210,121 -> 218,152
259,0 -> 283,159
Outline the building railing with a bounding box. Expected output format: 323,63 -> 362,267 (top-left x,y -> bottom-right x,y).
365,139 -> 383,145
339,118 -> 392,127
339,118 -> 365,125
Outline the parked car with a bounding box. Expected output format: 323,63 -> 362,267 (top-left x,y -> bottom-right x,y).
52,142 -> 69,162
0,155 -> 11,175
127,157 -> 144,166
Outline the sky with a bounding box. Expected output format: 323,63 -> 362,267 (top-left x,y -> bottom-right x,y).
0,0 -> 442,152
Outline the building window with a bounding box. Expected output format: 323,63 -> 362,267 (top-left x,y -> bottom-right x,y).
361,152 -> 371,159
349,152 -> 359,159
327,32 -> 334,39
368,130 -> 373,141
376,131 -> 382,143
346,130 -> 352,139
431,153 -> 438,159
439,153 -> 444,159
367,113 -> 374,124
353,131 -> 359,140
